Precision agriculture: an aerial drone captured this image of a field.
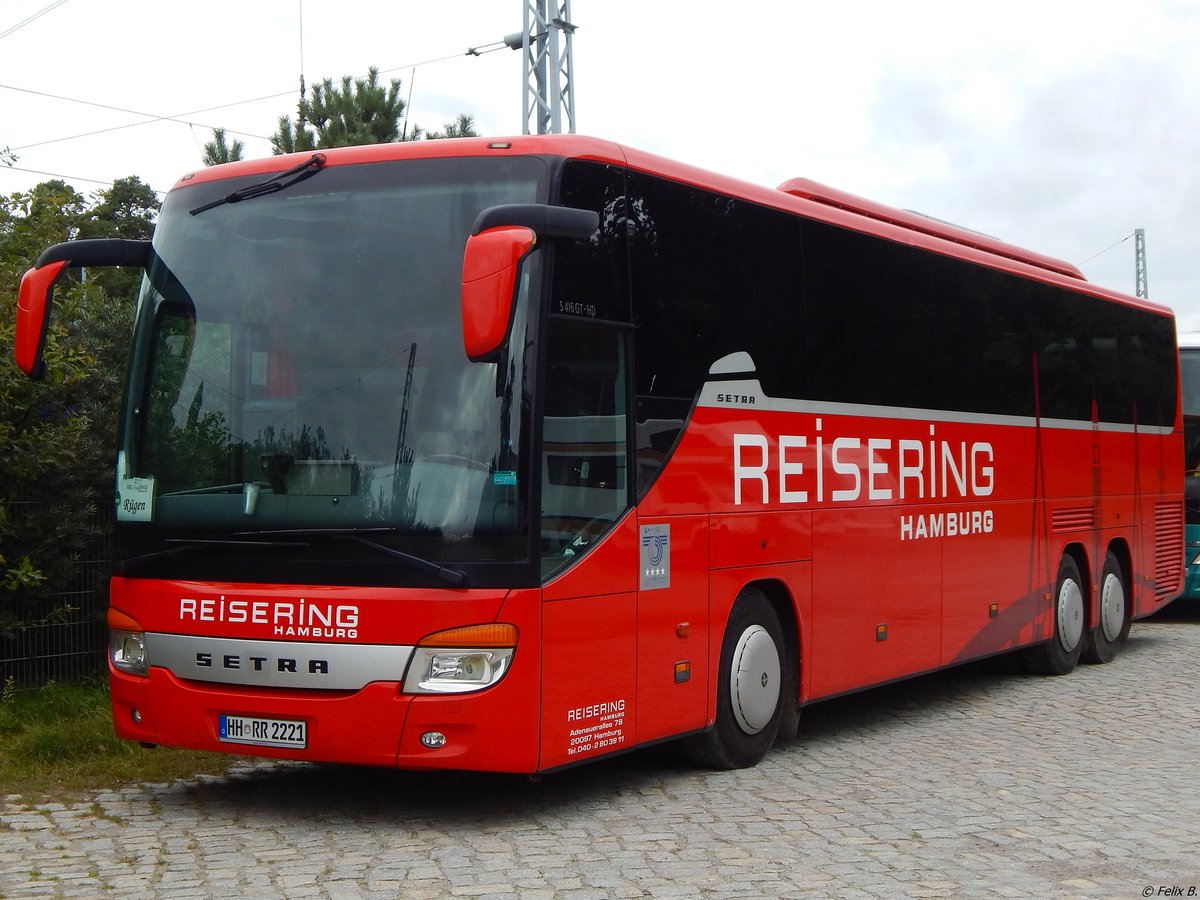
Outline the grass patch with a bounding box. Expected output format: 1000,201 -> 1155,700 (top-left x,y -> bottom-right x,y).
0,677 -> 240,802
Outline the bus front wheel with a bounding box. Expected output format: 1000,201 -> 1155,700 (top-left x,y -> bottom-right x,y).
683,588 -> 785,769
1023,554 -> 1085,676
1082,550 -> 1130,664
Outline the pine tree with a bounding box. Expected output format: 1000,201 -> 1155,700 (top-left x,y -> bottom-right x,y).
270,67 -> 405,154
418,114 -> 480,141
202,129 -> 246,166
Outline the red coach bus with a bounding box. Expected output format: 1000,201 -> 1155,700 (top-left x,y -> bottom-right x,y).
14,136 -> 1183,773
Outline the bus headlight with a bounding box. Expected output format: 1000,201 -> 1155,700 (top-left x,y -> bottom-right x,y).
107,607 -> 148,676
403,624 -> 517,694
110,630 -> 148,676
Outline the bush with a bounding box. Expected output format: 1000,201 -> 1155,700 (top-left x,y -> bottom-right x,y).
0,179 -> 152,659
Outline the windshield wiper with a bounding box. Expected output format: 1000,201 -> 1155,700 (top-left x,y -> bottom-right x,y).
189,153 -> 327,216
235,527 -> 469,586
116,537 -> 311,576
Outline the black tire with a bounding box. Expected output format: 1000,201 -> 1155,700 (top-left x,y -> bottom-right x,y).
1023,554 -> 1085,676
682,588 -> 785,769
1082,550 -> 1130,664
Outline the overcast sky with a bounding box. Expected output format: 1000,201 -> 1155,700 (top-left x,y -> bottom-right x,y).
3,1 -> 1197,327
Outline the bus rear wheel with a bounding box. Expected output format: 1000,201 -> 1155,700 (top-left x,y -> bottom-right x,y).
1082,550 -> 1130,664
1023,554 -> 1085,676
683,588 -> 785,770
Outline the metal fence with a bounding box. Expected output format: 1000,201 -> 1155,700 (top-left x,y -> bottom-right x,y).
1,499 -> 112,687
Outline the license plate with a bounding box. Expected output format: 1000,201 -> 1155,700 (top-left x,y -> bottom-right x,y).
218,714 -> 307,749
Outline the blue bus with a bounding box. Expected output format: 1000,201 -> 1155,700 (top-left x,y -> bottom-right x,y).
1180,332 -> 1200,598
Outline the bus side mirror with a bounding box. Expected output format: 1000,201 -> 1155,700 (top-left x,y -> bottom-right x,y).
13,238 -> 150,380
461,226 -> 537,362
15,260 -> 69,379
461,204 -> 599,362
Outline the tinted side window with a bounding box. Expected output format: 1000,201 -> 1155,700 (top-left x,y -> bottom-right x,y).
554,161 -> 631,325
624,171 -> 803,493
1089,298 -> 1134,424
933,257 -> 1034,417
1031,284 -> 1177,426
1122,308 -> 1177,427
802,220 -> 938,410
626,171 -> 805,404
1032,282 -> 1094,421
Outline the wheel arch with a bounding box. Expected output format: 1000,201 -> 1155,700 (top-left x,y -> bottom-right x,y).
1099,535 -> 1128,619
1060,541 -> 1092,601
1023,544 -> 1089,675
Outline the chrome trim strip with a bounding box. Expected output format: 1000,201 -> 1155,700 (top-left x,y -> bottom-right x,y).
697,380 -> 1175,435
147,633 -> 413,691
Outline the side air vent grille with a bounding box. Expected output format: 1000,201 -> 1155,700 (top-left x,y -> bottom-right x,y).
1051,507 -> 1096,532
1155,502 -> 1184,599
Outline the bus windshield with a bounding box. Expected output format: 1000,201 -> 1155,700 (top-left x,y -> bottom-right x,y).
119,156 -> 546,563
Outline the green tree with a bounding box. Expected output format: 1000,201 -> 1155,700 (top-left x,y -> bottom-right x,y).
271,67 -> 405,154
0,181 -> 86,266
79,177 -> 158,242
202,128 -> 245,167
270,67 -> 482,153
77,177 -> 160,301
416,114 -> 480,141
0,181 -> 138,649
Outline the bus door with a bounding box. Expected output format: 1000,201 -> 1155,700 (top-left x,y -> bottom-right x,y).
538,316 -> 708,763
539,317 -> 638,767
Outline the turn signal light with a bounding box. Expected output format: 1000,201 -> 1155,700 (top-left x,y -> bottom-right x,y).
107,607 -> 142,632
403,624 -> 517,695
419,623 -> 518,648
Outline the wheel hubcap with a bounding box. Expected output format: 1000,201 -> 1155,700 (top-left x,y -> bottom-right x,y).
1100,572 -> 1126,643
1057,577 -> 1084,653
730,625 -> 781,735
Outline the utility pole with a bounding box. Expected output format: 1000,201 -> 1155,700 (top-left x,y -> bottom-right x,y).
510,0 -> 576,134
1134,228 -> 1148,298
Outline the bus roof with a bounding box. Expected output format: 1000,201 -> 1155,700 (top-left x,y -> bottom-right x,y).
176,134 -> 1173,320
777,177 -> 1085,281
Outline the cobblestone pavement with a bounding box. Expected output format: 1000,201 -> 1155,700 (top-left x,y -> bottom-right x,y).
3,604 -> 1199,899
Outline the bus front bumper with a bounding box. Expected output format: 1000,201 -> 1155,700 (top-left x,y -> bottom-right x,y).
109,665 -> 541,773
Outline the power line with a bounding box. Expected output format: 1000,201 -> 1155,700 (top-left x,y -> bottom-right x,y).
2,40 -> 511,155
0,0 -> 69,42
0,162 -> 165,194
1078,232 -> 1134,267
1,83 -> 275,152
0,34 -> 516,192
